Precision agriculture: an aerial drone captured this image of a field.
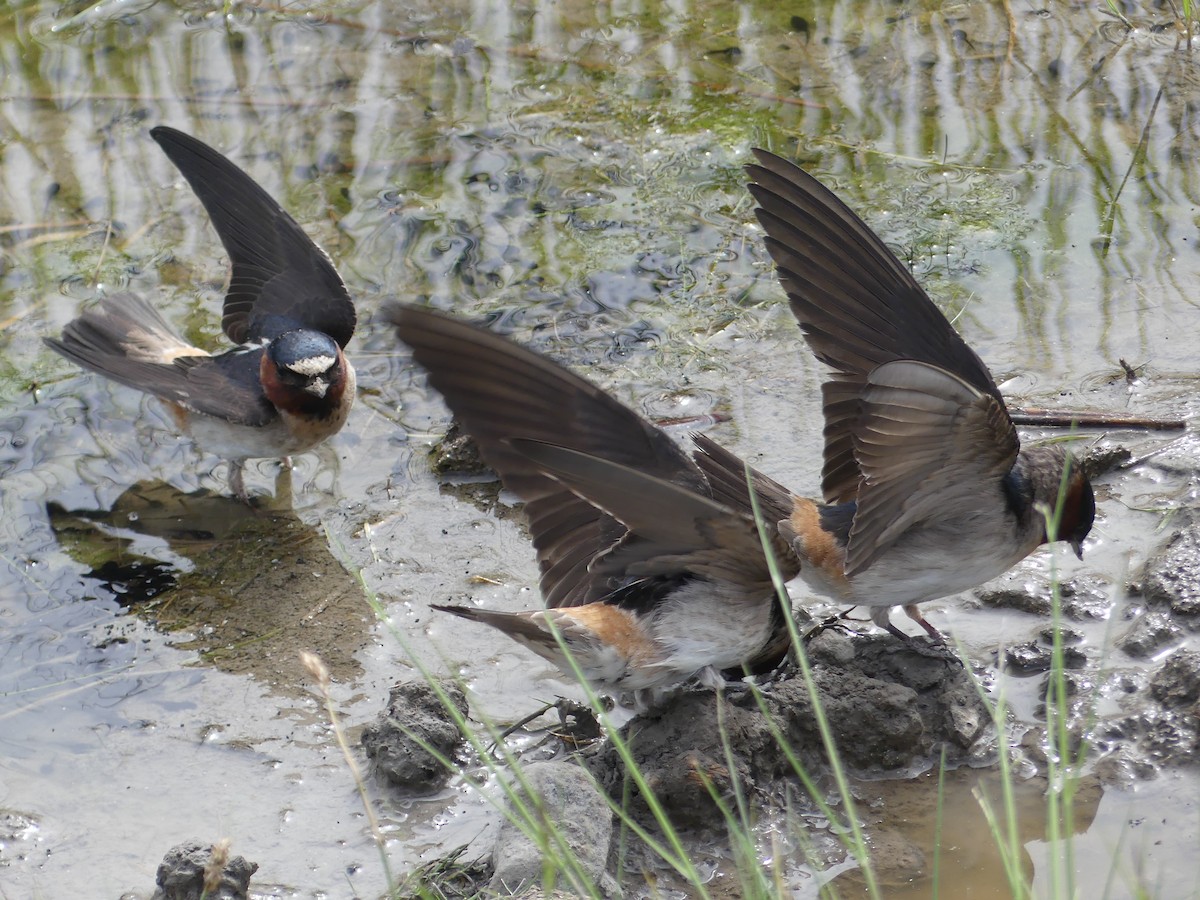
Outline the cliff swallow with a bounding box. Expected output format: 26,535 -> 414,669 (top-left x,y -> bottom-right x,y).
389,150 -> 1095,701
45,126 -> 356,502
740,149 -> 1094,641
391,305 -> 797,708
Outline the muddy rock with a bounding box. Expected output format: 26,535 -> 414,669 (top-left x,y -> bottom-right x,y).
583,631 -> 988,827
975,573 -> 1113,621
974,577 -> 1050,616
772,632 -> 989,766
1085,650 -> 1200,776
1142,523 -> 1200,619
1149,649 -> 1200,708
489,760 -> 616,897
776,667 -> 925,770
1037,624 -> 1084,645
1117,609 -> 1182,658
430,420 -> 490,476
1059,577 -> 1114,620
584,688 -> 777,828
149,841 -> 257,900
1004,640 -> 1087,673
1130,707 -> 1200,765
362,680 -> 468,792
1080,443 -> 1132,479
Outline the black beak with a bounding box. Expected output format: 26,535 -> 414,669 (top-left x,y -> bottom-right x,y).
1070,537 -> 1085,560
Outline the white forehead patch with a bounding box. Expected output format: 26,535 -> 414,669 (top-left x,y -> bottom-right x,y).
286,355 -> 336,377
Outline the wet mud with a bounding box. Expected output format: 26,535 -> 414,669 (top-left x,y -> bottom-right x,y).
150,841 -> 257,900
4,0 -> 1200,896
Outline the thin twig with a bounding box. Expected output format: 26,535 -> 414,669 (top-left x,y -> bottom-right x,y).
1008,408 -> 1186,430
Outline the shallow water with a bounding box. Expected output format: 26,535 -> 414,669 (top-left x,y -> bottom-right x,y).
2,0 -> 1199,896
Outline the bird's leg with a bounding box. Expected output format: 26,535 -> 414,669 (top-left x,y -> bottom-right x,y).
273,457 -> 295,508
228,460 -> 251,505
903,604 -> 945,643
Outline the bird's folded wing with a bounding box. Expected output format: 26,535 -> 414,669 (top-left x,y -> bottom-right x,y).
845,359 -> 1019,576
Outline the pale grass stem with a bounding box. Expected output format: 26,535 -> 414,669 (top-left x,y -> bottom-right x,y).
199,837 -> 231,900
300,649 -> 396,888
743,460 -> 882,898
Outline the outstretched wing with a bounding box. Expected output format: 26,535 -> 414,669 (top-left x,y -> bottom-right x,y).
151,126 -> 356,348
389,304 -> 713,607
747,150 -> 1011,504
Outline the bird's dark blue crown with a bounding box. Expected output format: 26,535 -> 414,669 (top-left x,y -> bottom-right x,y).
270,329 -> 340,370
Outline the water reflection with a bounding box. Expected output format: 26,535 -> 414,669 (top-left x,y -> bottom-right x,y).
830,770 -> 1103,898
47,478 -> 367,686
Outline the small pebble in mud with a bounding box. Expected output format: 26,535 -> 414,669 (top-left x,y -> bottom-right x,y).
361,680 -> 468,792
149,840 -> 257,900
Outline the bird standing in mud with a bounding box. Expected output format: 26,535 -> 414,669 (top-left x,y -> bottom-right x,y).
390,150 -> 1094,704
744,151 -> 1093,641
45,126 -> 357,502
392,304 -> 798,709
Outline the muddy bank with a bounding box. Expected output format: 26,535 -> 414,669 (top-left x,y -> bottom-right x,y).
373,551 -> 1200,897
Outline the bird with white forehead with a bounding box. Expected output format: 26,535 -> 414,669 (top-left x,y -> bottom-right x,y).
45,126 -> 357,501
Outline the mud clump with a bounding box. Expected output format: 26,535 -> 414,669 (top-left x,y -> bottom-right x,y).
1149,649 -> 1200,708
149,841 -> 257,900
582,630 -> 989,828
1140,521 -> 1200,619
1117,609 -> 1182,658
430,420 -> 489,476
362,680 -> 468,792
973,573 -> 1113,621
489,761 -> 617,896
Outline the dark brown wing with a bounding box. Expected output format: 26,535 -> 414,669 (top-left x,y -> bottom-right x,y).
388,304 -> 710,607
509,440 -> 792,590
150,126 -> 356,348
747,149 -> 1010,503
174,349 -> 277,426
46,292 -> 271,425
689,432 -> 796,528
846,360 -> 1018,575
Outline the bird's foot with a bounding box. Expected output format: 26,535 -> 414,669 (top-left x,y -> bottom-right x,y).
801,612 -> 857,643
884,622 -> 963,666
489,697 -> 604,752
